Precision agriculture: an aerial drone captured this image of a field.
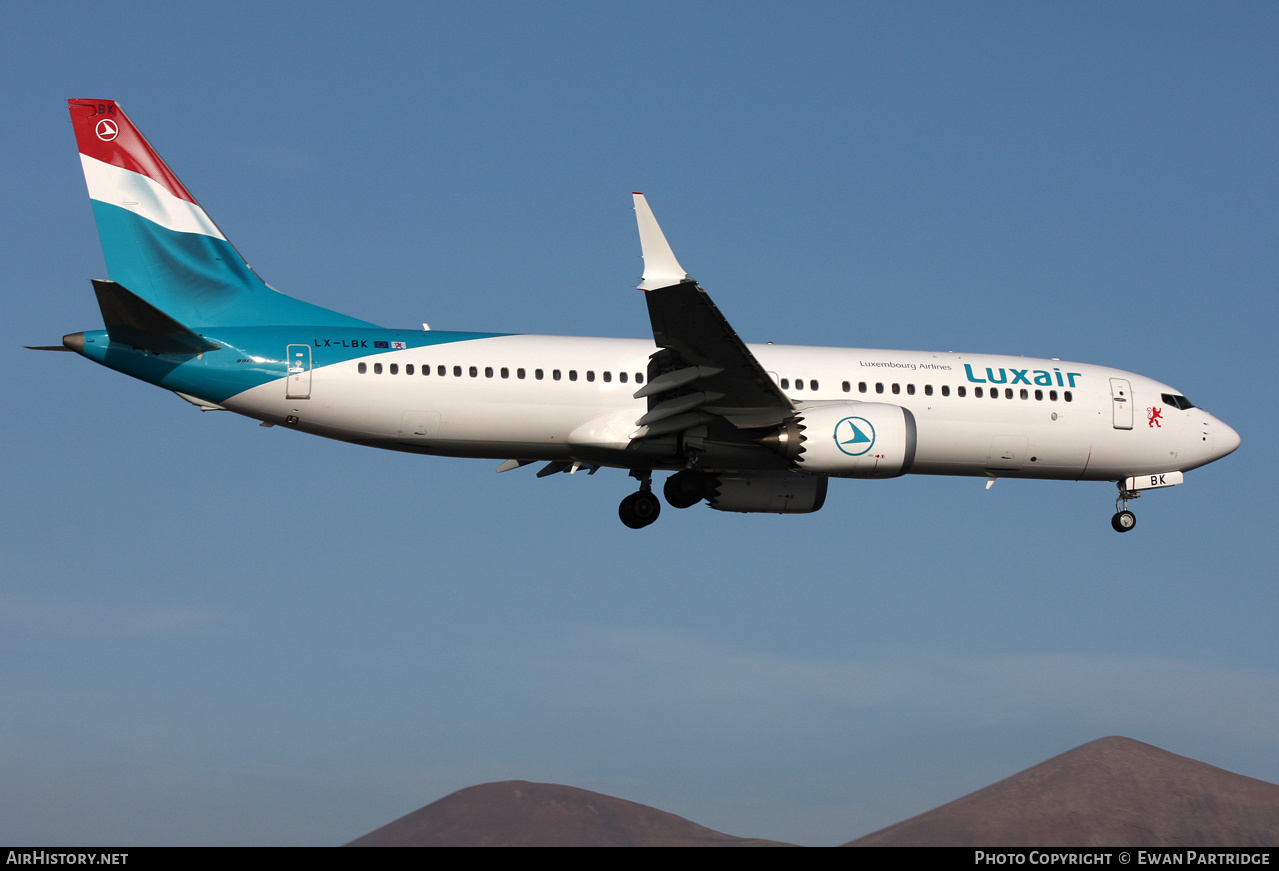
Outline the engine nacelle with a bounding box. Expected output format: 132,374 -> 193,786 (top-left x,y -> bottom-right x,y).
706,472 -> 828,514
786,402 -> 918,478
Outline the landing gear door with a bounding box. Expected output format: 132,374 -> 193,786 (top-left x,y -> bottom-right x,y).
1110,377 -> 1132,430
286,344 -> 312,399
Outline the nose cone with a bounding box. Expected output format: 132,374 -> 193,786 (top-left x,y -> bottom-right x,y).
1215,419 -> 1241,459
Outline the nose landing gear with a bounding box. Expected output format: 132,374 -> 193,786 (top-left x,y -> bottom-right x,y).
619,469 -> 661,529
1111,481 -> 1140,533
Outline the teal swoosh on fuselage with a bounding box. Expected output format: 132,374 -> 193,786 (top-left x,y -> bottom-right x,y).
75,327 -> 511,404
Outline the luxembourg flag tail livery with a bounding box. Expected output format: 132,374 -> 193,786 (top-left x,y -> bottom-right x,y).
40,99 -> 1240,532
70,98 -> 375,334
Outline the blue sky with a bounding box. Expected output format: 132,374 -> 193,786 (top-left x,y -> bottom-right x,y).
3,1 -> 1276,846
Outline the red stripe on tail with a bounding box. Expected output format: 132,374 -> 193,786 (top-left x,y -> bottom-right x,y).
68,99 -> 197,204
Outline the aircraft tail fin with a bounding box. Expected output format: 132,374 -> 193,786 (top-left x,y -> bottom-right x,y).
67,99 -> 374,329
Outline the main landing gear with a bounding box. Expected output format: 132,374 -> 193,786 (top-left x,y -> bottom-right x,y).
620,470 -> 715,528
619,469 -> 661,529
1111,481 -> 1139,533
663,469 -> 713,510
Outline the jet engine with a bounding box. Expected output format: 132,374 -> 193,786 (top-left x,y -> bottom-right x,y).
705,472 -> 829,514
765,403 -> 918,478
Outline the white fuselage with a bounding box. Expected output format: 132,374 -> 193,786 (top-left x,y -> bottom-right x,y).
222,334 -> 1235,482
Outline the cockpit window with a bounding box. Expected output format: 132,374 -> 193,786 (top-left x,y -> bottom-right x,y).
1161,393 -> 1196,410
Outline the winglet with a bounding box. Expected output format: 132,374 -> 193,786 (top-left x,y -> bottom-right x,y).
633,193 -> 690,291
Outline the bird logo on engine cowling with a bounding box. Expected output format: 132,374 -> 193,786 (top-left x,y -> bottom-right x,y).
834,416 -> 875,456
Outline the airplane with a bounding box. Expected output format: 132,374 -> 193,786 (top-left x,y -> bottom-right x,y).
37,99 -> 1239,532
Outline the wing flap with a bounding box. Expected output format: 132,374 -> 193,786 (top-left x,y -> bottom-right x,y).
632,365 -> 723,399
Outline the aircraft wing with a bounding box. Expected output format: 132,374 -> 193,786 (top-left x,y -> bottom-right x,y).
631,194 -> 794,439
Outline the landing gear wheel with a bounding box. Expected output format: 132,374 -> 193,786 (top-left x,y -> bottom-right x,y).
664,470 -> 709,509
1111,510 -> 1136,533
1112,481 -> 1140,533
619,491 -> 661,529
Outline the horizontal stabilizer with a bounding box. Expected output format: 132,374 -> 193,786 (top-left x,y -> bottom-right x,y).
92,279 -> 221,354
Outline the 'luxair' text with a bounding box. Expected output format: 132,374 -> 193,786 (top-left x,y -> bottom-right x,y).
965,364 -> 1081,388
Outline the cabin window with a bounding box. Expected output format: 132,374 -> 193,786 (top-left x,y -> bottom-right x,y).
859,382 -> 868,393
517,368 -> 526,379
1050,390 -> 1058,401
453,365 -> 462,377
907,384 -> 915,395
635,372 -> 644,384
780,378 -> 790,389
942,385 -> 950,396
468,366 -> 477,377
810,380 -> 819,391
1020,388 -> 1029,400
957,385 -> 966,397
553,369 -> 561,381
892,383 -> 900,395
875,383 -> 884,394
406,364 -> 414,375
1035,389 -> 1043,400
975,386 -> 983,398
842,381 -> 851,393
358,362 -> 367,374
438,365 -> 446,376
795,379 -> 803,391
569,370 -> 578,381
536,369 -> 544,380
619,372 -> 628,383
1064,391 -> 1073,402
374,362 -> 383,374
603,371 -> 611,383
501,367 -> 509,378
924,384 -> 933,396
1005,388 -> 1014,399
389,363 -> 399,375
587,371 -> 595,382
